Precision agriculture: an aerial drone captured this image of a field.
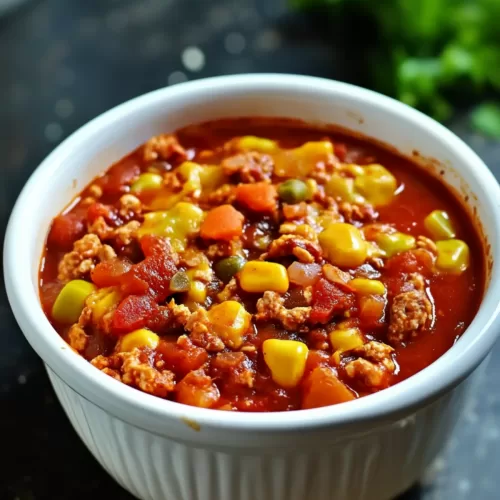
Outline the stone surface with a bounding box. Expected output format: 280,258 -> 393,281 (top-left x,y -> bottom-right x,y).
1,0 -> 499,499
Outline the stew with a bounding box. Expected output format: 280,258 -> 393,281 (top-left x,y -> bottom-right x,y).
39,118 -> 484,412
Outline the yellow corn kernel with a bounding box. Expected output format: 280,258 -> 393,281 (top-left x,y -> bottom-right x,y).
274,141 -> 334,178
238,136 -> 278,154
349,278 -> 386,296
86,286 -> 121,322
186,280 -> 207,304
208,301 -> 251,349
376,232 -> 416,258
424,210 -> 456,240
341,164 -> 365,177
263,339 -> 309,389
329,326 -> 364,352
354,164 -> 397,207
305,178 -> 318,199
319,223 -> 368,268
199,165 -> 227,191
325,173 -> 365,204
130,173 -> 163,194
119,329 -> 160,352
239,261 -> 289,293
436,239 -> 470,273
138,202 -> 204,252
52,280 -> 96,324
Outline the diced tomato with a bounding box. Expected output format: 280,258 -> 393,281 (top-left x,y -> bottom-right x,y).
100,158 -> 140,196
120,235 -> 178,301
91,258 -> 133,287
157,337 -> 208,377
111,294 -> 158,335
310,278 -> 355,324
47,213 -> 86,250
334,143 -> 347,162
87,202 -> 114,223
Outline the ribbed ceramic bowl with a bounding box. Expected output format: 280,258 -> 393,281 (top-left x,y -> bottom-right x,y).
5,75 -> 500,500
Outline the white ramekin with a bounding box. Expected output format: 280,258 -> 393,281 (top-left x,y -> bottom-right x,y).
4,74 -> 500,500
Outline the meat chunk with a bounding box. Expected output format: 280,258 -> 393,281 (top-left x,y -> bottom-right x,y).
339,201 -> 378,224
175,369 -> 220,408
263,234 -> 322,264
256,291 -> 311,331
166,299 -> 192,327
221,151 -> 273,182
67,323 -> 88,352
91,349 -> 175,398
211,352 -> 255,389
205,184 -> 236,205
114,220 -> 141,246
118,194 -> 142,217
185,308 -> 225,352
344,341 -> 395,389
387,273 -> 433,345
206,239 -> 243,259
388,290 -> 433,345
143,134 -> 187,163
58,234 -> 117,281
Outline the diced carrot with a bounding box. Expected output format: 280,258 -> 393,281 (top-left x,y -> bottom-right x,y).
235,182 -> 277,213
302,366 -> 355,409
200,205 -> 244,241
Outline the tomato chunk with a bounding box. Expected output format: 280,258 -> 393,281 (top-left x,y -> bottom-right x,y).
47,213 -> 86,250
111,294 -> 158,335
91,258 -> 133,287
310,278 -> 355,324
120,235 -> 178,301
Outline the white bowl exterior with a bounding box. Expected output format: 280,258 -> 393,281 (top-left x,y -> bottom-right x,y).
48,363 -> 484,500
5,75 -> 500,500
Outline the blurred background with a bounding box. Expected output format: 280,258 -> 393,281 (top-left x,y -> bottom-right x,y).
2,1 -> 500,499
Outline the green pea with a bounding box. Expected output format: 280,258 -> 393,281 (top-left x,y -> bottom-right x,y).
215,255 -> 246,283
170,271 -> 191,292
278,179 -> 308,204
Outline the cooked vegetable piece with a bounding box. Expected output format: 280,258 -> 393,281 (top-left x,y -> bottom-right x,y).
130,173 -> 163,194
86,286 -> 121,322
329,325 -> 364,351
52,280 -> 96,324
235,182 -> 277,212
349,278 -> 386,296
199,165 -> 227,191
263,339 -> 309,389
354,164 -> 397,207
200,205 -> 244,241
238,136 -> 278,153
215,255 -> 246,283
119,329 -> 160,352
326,174 -> 365,204
170,271 -> 191,293
436,239 -> 470,273
287,262 -> 322,286
375,232 -> 416,258
302,366 -> 355,409
138,202 -> 204,252
424,210 -> 456,240
278,179 -> 308,204
311,278 -> 355,323
208,301 -> 251,349
185,280 -> 207,306
319,223 -> 368,268
240,261 -> 289,293
274,141 -> 333,177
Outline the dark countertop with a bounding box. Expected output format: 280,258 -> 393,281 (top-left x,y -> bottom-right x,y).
1,1 -> 500,499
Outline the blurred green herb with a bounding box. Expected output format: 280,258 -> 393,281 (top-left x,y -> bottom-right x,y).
292,0 -> 500,137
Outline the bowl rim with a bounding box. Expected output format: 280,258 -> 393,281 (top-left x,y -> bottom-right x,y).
4,73 -> 500,434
